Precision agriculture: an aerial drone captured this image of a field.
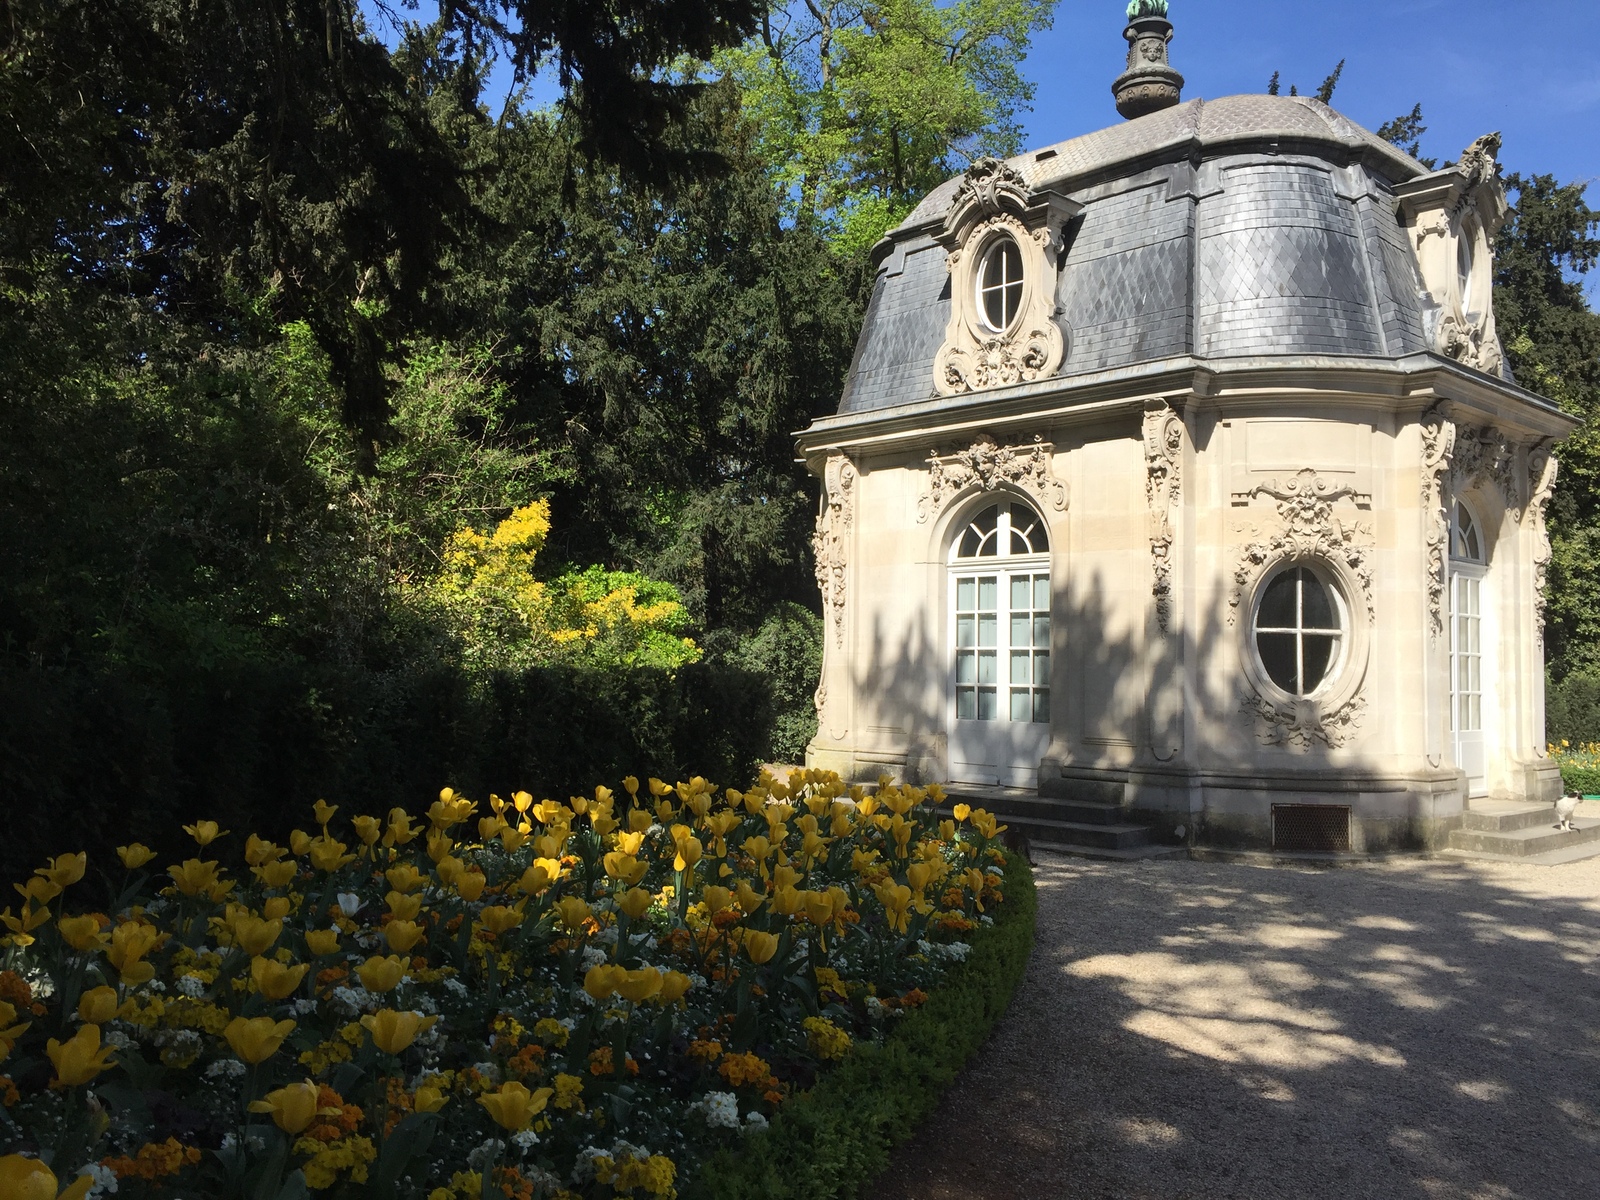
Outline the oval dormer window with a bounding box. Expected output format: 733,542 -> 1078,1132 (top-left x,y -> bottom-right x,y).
977,238 -> 1024,333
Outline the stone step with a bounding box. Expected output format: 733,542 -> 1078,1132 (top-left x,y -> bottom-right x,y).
1034,842 -> 1189,864
1460,802 -> 1561,833
1445,815 -> 1600,857
1440,837 -> 1600,867
945,791 -> 1127,826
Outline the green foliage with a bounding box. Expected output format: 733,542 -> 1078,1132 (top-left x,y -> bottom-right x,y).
724,604 -> 825,763
1127,1 -> 1169,18
1496,174 -> 1600,679
1546,672 -> 1600,746
715,0 -> 1057,246
684,851 -> 1036,1200
1376,103 -> 1437,168
1265,60 -> 1344,104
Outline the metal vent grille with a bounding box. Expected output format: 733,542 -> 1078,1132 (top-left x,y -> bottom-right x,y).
1271,804 -> 1352,854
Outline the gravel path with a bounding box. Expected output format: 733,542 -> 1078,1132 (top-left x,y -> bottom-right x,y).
875,850 -> 1600,1200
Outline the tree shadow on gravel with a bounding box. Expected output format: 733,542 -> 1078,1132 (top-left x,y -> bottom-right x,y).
872,855 -> 1600,1200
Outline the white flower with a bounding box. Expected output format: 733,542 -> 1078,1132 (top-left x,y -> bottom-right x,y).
467,1139 -> 506,1171
292,998 -> 319,1016
865,996 -> 887,1019
944,941 -> 972,961
330,986 -> 379,1017
979,914 -> 994,926
693,1091 -> 740,1129
443,977 -> 469,998
472,1061 -> 503,1084
336,892 -> 363,916
206,1059 -> 248,1079
743,1111 -> 769,1133
175,975 -> 207,998
102,1028 -> 136,1051
580,945 -> 609,969
76,1163 -> 118,1198
511,1130 -> 541,1154
594,925 -> 619,946
557,1017 -> 576,1032
687,973 -> 707,991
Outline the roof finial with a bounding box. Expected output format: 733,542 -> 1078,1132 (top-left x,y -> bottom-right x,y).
1114,1 -> 1184,120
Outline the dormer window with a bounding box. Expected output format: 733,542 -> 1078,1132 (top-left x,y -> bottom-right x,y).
1456,224 -> 1479,320
978,239 -> 1024,332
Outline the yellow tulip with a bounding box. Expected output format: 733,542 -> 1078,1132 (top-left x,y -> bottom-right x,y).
384,808 -> 419,847
426,831 -> 454,865
616,888 -> 653,920
770,885 -> 803,916
116,843 -> 157,870
616,968 -> 662,1003
386,891 -> 424,921
305,929 -> 341,956
361,1009 -> 437,1055
183,820 -> 227,847
57,913 -> 107,952
244,835 -> 282,866
742,835 -> 773,864
77,986 -> 120,1025
583,964 -> 627,1001
478,906 -> 523,936
289,830 -> 312,857
602,852 -> 648,887
35,853 -> 86,890
516,864 -> 553,895
700,886 -> 733,914
552,897 -> 590,933
168,858 -> 231,901
874,882 -> 912,933
670,827 -> 703,872
356,955 -> 407,993
414,1084 -> 449,1113
231,915 -> 283,957
742,930 -> 780,964
735,880 -> 765,914
627,808 -> 653,834
251,957 -> 309,1001
254,860 -> 297,888
14,878 -> 59,908
453,872 -> 487,903
0,1155 -> 94,1200
478,816 -> 506,842
261,896 -> 291,921
478,1081 -> 553,1132
308,837 -> 354,872
351,816 -> 382,846
312,799 -> 339,827
499,825 -> 531,853
658,970 -> 692,1004
108,920 -> 162,984
384,920 -> 425,954
613,831 -> 646,856
1,999 -> 33,1049
223,1016 -> 295,1064
386,863 -> 425,893
434,853 -> 465,884
248,1079 -> 321,1134
46,1023 -> 116,1086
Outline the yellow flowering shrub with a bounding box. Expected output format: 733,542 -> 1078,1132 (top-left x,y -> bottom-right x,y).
0,769 -> 1011,1199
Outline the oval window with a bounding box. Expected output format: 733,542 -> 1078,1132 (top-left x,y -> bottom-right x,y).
1253,567 -> 1345,697
977,238 -> 1024,332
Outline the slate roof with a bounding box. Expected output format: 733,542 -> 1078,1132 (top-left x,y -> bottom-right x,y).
838,95 -> 1445,416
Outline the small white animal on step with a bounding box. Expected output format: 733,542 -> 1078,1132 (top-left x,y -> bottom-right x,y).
1555,790 -> 1581,833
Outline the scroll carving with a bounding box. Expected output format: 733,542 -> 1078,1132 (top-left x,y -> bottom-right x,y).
916,435 -> 1066,524
1241,693 -> 1368,751
1143,402 -> 1183,633
1228,469 -> 1375,627
1421,405 -> 1456,642
1451,422 -> 1519,520
812,455 -> 857,650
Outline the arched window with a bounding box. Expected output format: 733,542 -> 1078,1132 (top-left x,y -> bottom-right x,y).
951,501 -> 1050,725
1252,565 -> 1346,698
976,238 -> 1024,333
1449,499 -> 1488,791
1450,501 -> 1483,563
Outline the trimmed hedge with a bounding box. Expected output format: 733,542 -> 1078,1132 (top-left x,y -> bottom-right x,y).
1558,764 -> 1600,795
684,851 -> 1038,1200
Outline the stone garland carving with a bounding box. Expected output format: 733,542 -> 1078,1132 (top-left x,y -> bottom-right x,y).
1526,443 -> 1559,653
930,157 -> 1076,398
1143,403 -> 1183,633
915,434 -> 1067,524
1227,469 -> 1375,627
812,455 -> 857,650
1240,693 -> 1369,751
1420,406 -> 1456,642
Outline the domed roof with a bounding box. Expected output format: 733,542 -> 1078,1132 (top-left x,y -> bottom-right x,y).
837,95 -> 1440,416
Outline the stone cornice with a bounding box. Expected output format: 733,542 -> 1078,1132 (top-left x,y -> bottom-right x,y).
797,353 -> 1577,467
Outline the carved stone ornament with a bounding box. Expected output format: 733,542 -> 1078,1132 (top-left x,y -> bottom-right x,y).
1420,405 -> 1457,642
931,158 -> 1080,398
1452,421 -> 1520,520
1241,692 -> 1368,751
1228,469 -> 1375,627
1526,443 -> 1559,652
1143,402 -> 1183,633
1112,13 -> 1184,120
1397,133 -> 1511,379
916,435 -> 1067,525
812,455 -> 857,650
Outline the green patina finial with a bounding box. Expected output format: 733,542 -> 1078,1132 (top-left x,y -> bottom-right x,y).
1127,0 -> 1169,18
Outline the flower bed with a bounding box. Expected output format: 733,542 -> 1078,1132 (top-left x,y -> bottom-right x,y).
0,769 -> 1021,1200
1550,741 -> 1600,795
